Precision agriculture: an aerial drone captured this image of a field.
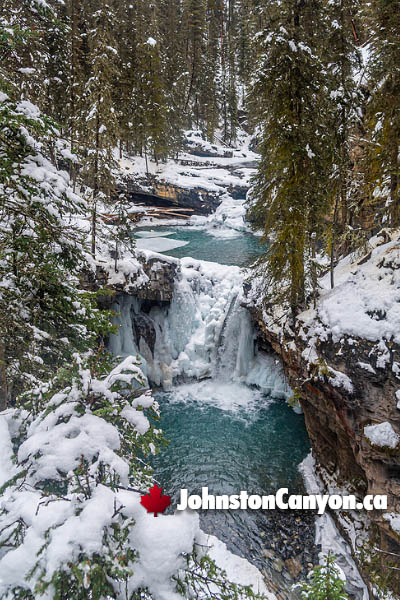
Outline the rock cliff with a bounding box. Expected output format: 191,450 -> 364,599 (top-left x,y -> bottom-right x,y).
247,233 -> 400,595
82,252 -> 180,306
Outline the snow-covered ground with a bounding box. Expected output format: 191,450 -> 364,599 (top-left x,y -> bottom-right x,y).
249,228 -> 400,379
118,129 -> 258,195
307,231 -> 400,345
117,129 -> 259,241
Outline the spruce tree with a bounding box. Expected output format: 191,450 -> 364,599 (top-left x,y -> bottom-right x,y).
298,553 -> 348,600
183,0 -> 207,126
0,91 -> 112,405
81,2 -> 120,257
363,0 -> 400,226
248,0 -> 332,314
323,0 -> 363,286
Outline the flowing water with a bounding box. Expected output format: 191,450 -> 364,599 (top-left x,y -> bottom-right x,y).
134,225 -> 265,267
110,222 -> 313,592
152,386 -> 310,570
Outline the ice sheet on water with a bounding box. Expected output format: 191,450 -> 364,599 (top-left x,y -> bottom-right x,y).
135,237 -> 189,252
162,380 -> 271,414
135,230 -> 175,238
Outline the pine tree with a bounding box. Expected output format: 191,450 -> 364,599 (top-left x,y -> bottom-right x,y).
363,0 -> 400,226
298,553 -> 348,600
81,2 -> 120,257
158,0 -> 187,151
129,2 -> 170,160
0,352 -> 163,599
323,0 -> 363,286
248,0 -> 333,314
0,0 -> 51,104
183,0 -> 207,126
0,92 -> 112,405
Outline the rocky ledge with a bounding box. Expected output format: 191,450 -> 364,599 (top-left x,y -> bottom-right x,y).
82,252 -> 180,305
121,175 -> 222,215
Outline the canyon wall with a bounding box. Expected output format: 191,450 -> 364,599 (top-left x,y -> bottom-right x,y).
251,310 -> 400,594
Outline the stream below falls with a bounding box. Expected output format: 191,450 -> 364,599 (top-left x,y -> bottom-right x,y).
110,223 -> 320,596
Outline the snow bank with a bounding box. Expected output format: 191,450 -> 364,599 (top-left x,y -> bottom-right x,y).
299,454 -> 369,600
309,234 -> 400,346
203,534 -> 275,599
384,513 -> 400,535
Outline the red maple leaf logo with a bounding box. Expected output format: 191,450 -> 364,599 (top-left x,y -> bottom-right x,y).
140,485 -> 171,517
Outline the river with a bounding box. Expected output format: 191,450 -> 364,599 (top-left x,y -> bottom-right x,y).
108,220 -> 319,596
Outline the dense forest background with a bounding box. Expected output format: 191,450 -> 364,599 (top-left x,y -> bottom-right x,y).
2,0 -> 399,315
0,0 -> 399,396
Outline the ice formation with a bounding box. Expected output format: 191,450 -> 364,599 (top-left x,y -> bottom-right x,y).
109,256 -> 291,400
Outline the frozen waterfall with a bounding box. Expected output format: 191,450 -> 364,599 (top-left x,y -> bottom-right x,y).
108,256 -> 291,399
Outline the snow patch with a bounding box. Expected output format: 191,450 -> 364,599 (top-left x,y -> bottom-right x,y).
364,422 -> 400,449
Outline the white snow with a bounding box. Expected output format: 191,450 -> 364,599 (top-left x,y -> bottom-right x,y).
314,234 -> 400,345
109,256 -> 291,399
357,361 -> 376,374
384,513 -> 400,535
328,368 -> 354,393
364,422 -> 400,449
204,534 -> 274,599
299,454 -> 369,600
0,412 -> 18,486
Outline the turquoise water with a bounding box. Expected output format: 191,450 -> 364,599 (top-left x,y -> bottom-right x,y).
135,225 -> 265,267
152,387 -> 310,568
134,222 -> 311,571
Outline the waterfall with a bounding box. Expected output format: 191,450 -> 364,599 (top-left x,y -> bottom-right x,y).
108,257 -> 291,399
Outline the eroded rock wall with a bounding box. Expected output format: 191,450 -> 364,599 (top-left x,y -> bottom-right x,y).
251,311 -> 400,593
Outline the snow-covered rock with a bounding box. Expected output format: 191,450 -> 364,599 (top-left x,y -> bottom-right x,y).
364,422 -> 400,449
384,513 -> 400,536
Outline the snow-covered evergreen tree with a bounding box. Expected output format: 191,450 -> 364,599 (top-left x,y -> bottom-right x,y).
82,2 -> 120,256
248,0 -> 332,314
363,0 -> 400,225
0,91 -> 112,406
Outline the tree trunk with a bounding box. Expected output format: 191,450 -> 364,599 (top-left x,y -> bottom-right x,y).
0,341 -> 8,412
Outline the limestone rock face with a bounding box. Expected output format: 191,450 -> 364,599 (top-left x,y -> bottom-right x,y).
123,176 -> 222,215
82,253 -> 180,306
135,255 -> 179,302
251,308 -> 400,590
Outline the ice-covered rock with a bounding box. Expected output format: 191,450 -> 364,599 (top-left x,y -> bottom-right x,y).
109,256 -> 291,399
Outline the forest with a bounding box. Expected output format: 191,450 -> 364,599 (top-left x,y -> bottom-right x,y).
0,0 -> 400,599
